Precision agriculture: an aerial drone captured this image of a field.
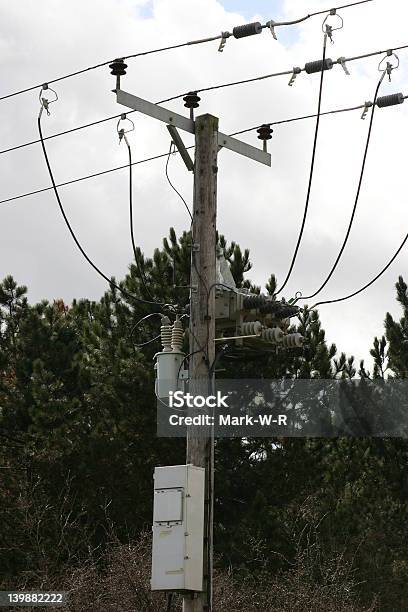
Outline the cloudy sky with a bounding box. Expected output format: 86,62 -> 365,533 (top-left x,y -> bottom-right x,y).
1,0 -> 407,368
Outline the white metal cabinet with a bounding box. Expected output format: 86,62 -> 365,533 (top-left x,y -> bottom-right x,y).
151,464 -> 205,592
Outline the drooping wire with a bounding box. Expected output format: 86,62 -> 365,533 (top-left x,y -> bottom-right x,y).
275,33 -> 328,296
37,107 -> 166,309
120,126 -> 156,300
165,142 -> 193,222
298,69 -> 387,303
311,230 -> 408,308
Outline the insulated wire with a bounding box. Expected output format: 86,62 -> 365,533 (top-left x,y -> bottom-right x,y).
312,231 -> 408,308
123,135 -> 155,299
37,112 -> 166,309
298,69 -> 386,302
165,141 -> 193,222
274,33 -> 328,296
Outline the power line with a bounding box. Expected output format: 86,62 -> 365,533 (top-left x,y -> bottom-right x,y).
298,69 -> 386,302
275,33 -> 328,296
312,231 -> 408,308
37,108 -> 167,310
0,0 -> 374,103
2,93 -> 406,207
2,39 -> 407,159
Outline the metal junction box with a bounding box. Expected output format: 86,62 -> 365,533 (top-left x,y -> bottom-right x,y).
151,464 -> 205,592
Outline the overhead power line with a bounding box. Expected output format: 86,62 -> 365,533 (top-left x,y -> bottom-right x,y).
0,0 -> 373,103
1,92 -> 406,207
275,33 -> 328,296
1,40 -> 407,159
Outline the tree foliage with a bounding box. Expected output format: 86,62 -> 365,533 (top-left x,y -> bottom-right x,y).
1,232 -> 408,609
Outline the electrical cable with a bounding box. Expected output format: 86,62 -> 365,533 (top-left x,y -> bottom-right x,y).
165,142 -> 193,222
311,230 -> 408,308
37,112 -> 168,309
122,133 -> 155,299
2,89 -> 406,208
3,38 -> 408,159
298,69 -> 386,303
275,33 -> 328,296
0,0 -> 374,103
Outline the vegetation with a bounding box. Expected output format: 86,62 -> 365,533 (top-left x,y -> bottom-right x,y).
1,228 -> 407,610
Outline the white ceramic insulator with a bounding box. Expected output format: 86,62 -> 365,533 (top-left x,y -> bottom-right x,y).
240,321 -> 263,336
161,324 -> 173,352
282,333 -> 304,348
262,327 -> 284,343
171,318 -> 184,352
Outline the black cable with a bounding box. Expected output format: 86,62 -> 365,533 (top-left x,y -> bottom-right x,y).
275,33 -> 328,296
165,142 -> 193,222
37,112 -> 166,309
312,230 -> 408,308
124,136 -> 155,299
298,70 -> 386,302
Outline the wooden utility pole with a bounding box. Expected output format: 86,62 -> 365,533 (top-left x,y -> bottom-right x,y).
183,114 -> 219,612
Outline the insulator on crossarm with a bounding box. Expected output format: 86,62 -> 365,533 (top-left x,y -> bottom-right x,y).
376,93 -> 404,108
305,58 -> 333,74
109,58 -> 127,91
171,316 -> 184,352
282,333 -> 304,348
161,317 -> 173,352
257,124 -> 273,153
183,91 -> 201,120
233,22 -> 262,39
240,321 -> 263,336
261,327 -> 284,344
